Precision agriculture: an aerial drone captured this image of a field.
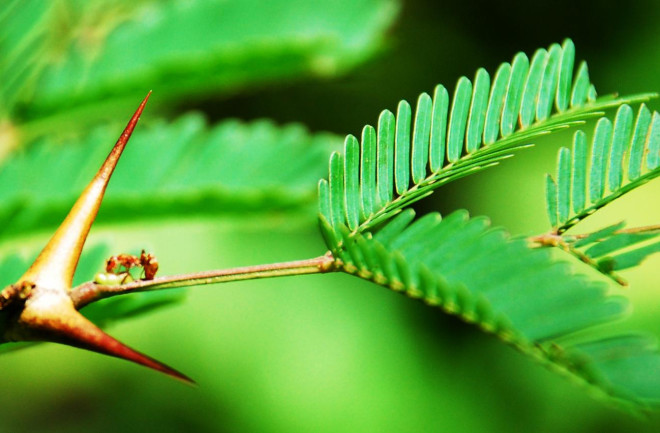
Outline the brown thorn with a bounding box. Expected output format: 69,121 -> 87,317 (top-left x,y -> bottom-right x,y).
18,92 -> 152,290
16,297 -> 194,384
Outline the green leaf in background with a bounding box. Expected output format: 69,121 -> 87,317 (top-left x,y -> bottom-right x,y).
0,0 -> 398,145
0,115 -> 340,241
318,39 -> 655,238
545,104 -> 660,233
321,208 -> 660,409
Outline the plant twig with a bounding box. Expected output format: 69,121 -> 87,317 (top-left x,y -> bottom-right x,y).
527,225 -> 660,287
70,252 -> 338,309
574,223 -> 660,240
530,223 -> 660,247
529,231 -> 604,270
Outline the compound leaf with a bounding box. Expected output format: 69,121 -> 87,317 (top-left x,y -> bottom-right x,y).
319,40 -> 653,237
546,104 -> 660,233
325,209 -> 660,409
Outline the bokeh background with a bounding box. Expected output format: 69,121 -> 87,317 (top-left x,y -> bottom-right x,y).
1,0 -> 660,431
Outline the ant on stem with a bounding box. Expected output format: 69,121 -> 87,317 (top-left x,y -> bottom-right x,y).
95,250 -> 159,285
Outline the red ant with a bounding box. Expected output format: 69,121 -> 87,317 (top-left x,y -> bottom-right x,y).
105,250 -> 159,281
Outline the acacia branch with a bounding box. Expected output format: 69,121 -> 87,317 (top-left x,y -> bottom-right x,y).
70,252 -> 338,309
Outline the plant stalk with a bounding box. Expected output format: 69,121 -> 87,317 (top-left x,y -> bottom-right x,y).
70,252 -> 337,309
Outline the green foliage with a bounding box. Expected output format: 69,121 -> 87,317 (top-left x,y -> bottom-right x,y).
563,221 -> 660,275
321,209 -> 660,407
3,0 -> 660,423
546,104 -> 660,232
0,0 -> 398,145
314,40 -> 660,410
318,40 -> 653,237
0,115 -> 340,241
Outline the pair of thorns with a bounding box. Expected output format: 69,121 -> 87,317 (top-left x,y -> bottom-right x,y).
0,93 -> 196,383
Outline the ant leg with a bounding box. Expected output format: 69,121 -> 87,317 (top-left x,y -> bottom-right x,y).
119,272 -> 132,284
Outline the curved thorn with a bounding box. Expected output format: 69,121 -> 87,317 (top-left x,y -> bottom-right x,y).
19,92 -> 152,290
3,93 -> 192,383
13,292 -> 194,384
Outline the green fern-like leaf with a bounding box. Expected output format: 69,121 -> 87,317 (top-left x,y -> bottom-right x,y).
320,209 -> 660,408
318,40 -> 654,236
0,115 -> 340,240
546,104 -> 660,232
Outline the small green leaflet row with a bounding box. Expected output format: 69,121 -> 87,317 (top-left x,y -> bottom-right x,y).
318,39 -> 654,237
0,115 -> 340,241
320,209 -> 660,409
556,221 -> 660,283
546,104 -> 660,233
579,227 -> 660,273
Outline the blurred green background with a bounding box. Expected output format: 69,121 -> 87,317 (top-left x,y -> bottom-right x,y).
2,0 -> 660,432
